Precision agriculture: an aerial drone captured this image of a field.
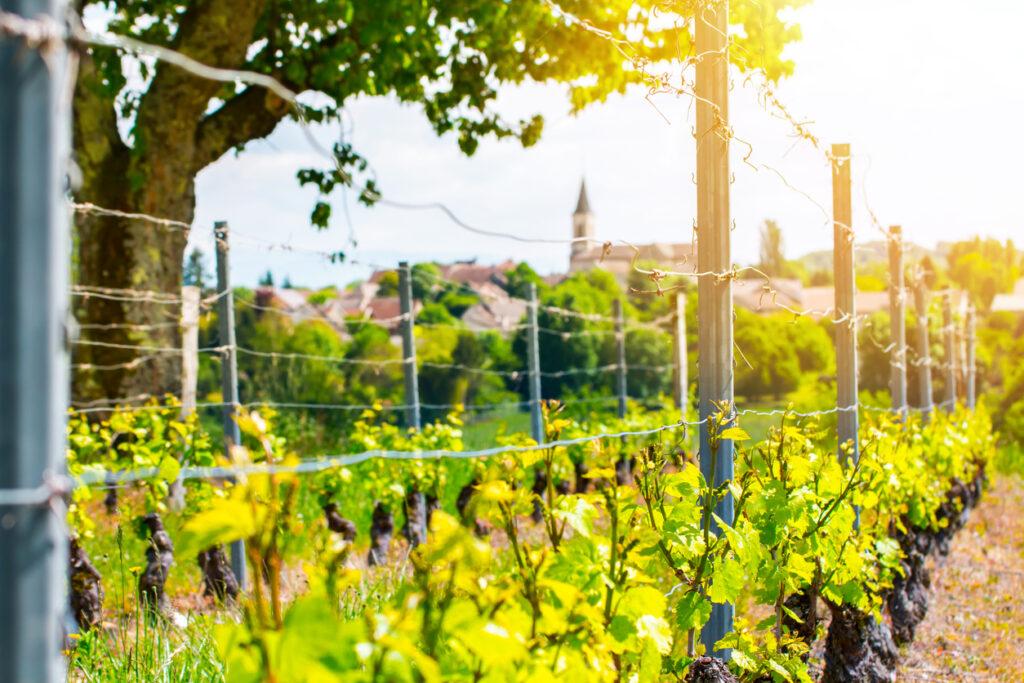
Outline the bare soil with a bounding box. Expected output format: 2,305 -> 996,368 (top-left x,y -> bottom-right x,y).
897,475 -> 1024,681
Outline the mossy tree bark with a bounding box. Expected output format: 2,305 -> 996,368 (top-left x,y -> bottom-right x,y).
72,0 -> 285,403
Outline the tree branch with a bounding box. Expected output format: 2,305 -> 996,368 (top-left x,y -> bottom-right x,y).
133,0 -> 267,159
192,86 -> 289,173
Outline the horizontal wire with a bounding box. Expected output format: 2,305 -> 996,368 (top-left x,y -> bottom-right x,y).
76,321 -> 182,331
75,420 -> 696,487
72,339 -> 227,355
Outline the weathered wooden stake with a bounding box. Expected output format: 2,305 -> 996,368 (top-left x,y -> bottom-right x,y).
887,226 -> 908,417
912,274 -> 934,420
526,283 -> 544,442
695,0 -> 734,659
613,299 -> 627,419
832,144 -> 859,463
965,304 -> 976,409
214,222 -> 247,586
180,286 -> 200,416
169,286 -> 200,509
398,262 -> 421,430
673,293 -> 689,414
0,2 -> 69,678
942,292 -> 957,411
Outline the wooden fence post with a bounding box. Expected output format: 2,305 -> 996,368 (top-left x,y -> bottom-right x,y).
832,144 -> 859,463
398,262 -> 421,430
526,283 -> 544,443
966,304 -> 976,409
214,222 -> 247,587
912,273 -> 934,419
673,293 -> 689,415
695,0 -> 734,659
942,292 -> 957,411
613,299 -> 627,419
168,285 -> 200,509
181,286 -> 200,416
0,2 -> 69,678
887,226 -> 908,417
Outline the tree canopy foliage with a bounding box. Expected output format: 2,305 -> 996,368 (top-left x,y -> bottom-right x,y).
72,0 -> 809,401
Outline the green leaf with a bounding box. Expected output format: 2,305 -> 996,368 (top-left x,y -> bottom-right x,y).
619,586 -> 667,621
720,427 -> 751,442
638,630 -> 664,681
675,591 -> 712,631
553,495 -> 598,538
178,497 -> 257,560
157,454 -> 181,483
708,557 -> 745,604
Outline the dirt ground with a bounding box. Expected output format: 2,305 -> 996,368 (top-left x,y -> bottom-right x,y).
897,474 -> 1024,681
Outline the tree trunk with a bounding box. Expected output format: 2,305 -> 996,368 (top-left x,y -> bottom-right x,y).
70,0 -> 279,405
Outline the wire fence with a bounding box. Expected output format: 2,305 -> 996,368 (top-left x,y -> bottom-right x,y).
0,6 -> 987,672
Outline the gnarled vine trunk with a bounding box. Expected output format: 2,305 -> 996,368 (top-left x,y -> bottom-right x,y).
684,656 -> 738,683
404,489 -> 428,547
323,502 -> 357,541
69,539 -> 104,631
368,502 -> 394,567
821,604 -> 897,683
197,545 -> 239,603
138,513 -> 174,614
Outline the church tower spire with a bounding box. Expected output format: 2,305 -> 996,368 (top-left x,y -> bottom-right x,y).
571,179 -> 594,261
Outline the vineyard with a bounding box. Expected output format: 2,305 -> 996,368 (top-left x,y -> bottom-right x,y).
2,1 -> 1024,683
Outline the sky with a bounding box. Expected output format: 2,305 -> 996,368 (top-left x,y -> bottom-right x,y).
186,0 -> 1024,288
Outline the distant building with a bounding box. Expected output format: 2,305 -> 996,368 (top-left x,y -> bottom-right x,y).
253,284 -> 420,335
567,180 -> 695,279
992,278 -> 1024,314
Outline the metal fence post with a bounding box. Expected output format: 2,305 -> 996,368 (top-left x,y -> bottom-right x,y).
673,293 -> 689,415
695,0 -> 734,659
214,222 -> 247,586
887,226 -> 908,417
526,283 -> 544,442
0,2 -> 69,678
942,292 -> 957,411
613,299 -> 627,419
398,262 -> 421,430
832,144 -> 859,463
965,304 -> 976,409
912,274 -> 934,420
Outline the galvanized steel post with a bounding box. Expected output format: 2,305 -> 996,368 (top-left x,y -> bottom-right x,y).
526,283 -> 544,442
214,222 -> 248,586
398,262 -> 421,430
0,2 -> 70,678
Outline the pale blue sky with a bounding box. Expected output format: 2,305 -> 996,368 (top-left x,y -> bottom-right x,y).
185,0 -> 1024,288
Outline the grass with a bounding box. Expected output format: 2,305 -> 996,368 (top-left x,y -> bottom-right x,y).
68,613 -> 223,682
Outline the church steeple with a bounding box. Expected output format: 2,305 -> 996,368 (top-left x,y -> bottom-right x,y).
570,179 -> 595,261
574,180 -> 592,215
